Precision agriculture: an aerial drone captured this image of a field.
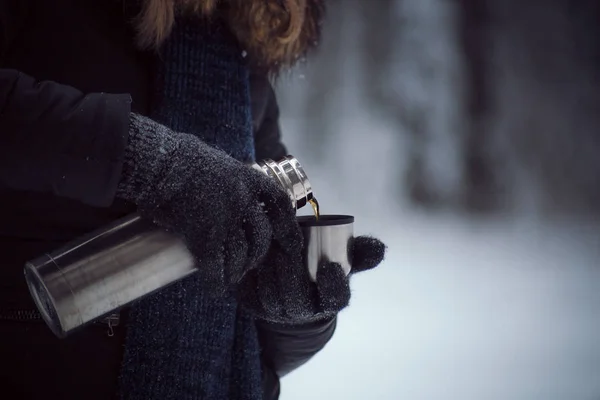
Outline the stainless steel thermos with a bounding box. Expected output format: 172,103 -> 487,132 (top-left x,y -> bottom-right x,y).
24,156 -> 314,338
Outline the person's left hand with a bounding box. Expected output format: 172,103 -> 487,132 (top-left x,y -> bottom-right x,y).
238,235 -> 386,324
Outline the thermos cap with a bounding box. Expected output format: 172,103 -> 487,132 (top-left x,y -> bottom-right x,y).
251,155 -> 313,210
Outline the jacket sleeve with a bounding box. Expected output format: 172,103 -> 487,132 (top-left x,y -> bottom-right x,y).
257,318 -> 337,399
257,318 -> 337,377
250,71 -> 288,161
0,1 -> 132,207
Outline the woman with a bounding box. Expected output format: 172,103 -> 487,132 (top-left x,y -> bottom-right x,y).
0,0 -> 386,399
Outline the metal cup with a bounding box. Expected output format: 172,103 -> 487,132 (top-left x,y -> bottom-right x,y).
296,215 -> 354,282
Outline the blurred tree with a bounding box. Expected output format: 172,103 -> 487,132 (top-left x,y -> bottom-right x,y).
456,0 -> 506,213
483,0 -> 600,217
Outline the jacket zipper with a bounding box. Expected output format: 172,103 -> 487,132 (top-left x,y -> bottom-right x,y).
0,309 -> 43,321
0,309 -> 120,337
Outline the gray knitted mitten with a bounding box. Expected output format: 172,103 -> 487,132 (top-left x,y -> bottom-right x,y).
239,235 -> 386,324
116,113 -> 304,295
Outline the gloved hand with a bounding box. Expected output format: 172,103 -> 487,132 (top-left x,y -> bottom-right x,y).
239,235 -> 386,324
116,113 -> 304,295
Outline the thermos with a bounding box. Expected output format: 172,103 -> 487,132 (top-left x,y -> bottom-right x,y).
24,156 -> 313,338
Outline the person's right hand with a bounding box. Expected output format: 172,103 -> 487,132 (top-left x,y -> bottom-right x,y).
116,113 -> 304,296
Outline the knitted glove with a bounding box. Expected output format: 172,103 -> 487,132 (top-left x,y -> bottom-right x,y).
239,235 -> 386,324
116,113 -> 304,295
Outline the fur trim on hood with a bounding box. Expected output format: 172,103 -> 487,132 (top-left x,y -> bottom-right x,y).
134,0 -> 326,73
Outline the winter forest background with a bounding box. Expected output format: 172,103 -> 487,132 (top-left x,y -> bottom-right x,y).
275,0 -> 600,399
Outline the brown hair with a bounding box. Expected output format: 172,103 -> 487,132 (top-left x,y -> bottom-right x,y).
134,0 -> 325,72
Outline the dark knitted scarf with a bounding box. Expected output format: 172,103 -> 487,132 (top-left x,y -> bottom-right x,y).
117,16 -> 262,400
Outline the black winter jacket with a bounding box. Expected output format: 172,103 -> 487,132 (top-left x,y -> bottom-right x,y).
0,1 -> 335,399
